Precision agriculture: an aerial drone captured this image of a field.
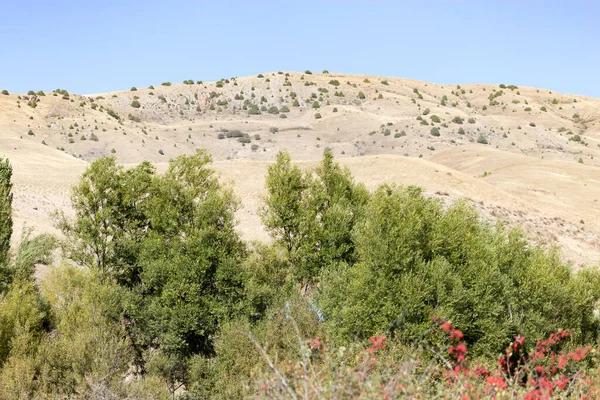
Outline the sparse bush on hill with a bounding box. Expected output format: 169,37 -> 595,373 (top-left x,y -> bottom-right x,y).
477,133 -> 488,144
248,105 -> 261,115
430,115 -> 441,123
430,127 -> 440,136
267,106 -> 279,114
238,134 -> 251,143
130,87 -> 137,91
314,113 -> 321,119
1,90 -> 8,95
130,99 -> 141,108
106,109 -> 120,120
161,82 -> 171,86
128,113 -> 141,122
452,116 -> 464,124
328,80 -> 340,87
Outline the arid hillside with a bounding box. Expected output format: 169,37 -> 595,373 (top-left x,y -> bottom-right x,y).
1,71 -> 600,267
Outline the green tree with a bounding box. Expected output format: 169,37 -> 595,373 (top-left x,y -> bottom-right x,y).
60,151 -> 248,392
261,150 -> 368,283
57,157 -> 155,285
260,151 -> 307,260
319,185 -> 600,356
0,159 -> 12,270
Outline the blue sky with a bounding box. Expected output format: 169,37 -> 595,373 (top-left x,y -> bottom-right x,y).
1,1 -> 599,97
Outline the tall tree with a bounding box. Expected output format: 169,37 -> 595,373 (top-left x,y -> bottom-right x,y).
60,151 -> 248,391
0,158 -> 13,291
261,150 -> 368,283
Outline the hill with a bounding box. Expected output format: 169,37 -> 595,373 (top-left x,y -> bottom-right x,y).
1,71 -> 600,267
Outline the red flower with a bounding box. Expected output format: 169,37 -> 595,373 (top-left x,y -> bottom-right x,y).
369,334 -> 386,351
309,337 -> 322,349
486,375 -> 507,390
441,322 -> 453,332
450,329 -> 464,341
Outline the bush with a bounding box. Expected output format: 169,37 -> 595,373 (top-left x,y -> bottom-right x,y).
237,135 -> 251,144
128,113 -> 141,122
106,109 -> 120,120
328,80 -> 340,87
430,127 -> 440,137
358,91 -> 366,100
130,100 -> 141,108
314,113 -> 321,119
529,122 -> 536,127
452,116 -> 464,124
467,117 -> 475,124
430,115 -> 441,123
477,133 -> 488,144
279,105 -> 290,113
248,105 -> 261,115
161,82 -> 171,86
267,106 -> 279,114
305,70 -> 312,74
130,87 -> 137,91
318,185 -> 600,357
312,101 -> 320,109
1,90 -> 8,95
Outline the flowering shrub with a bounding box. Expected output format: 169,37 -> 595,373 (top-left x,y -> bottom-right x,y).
251,318 -> 600,399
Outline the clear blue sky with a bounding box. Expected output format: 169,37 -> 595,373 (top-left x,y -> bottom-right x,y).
2,1 -> 599,97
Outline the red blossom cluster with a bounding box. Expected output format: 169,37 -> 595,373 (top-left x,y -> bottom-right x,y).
434,318 -> 595,398
366,334 -> 386,354
434,318 -> 468,364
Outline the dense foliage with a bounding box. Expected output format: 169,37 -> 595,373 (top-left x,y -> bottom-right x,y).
1,151 -> 600,398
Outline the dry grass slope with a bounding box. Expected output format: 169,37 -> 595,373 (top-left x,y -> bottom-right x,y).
1,72 -> 600,267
